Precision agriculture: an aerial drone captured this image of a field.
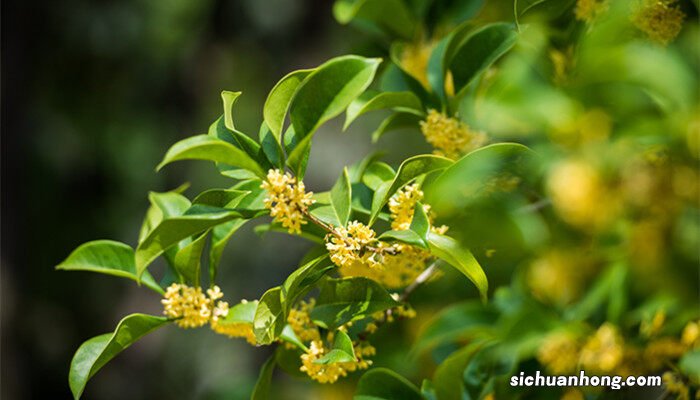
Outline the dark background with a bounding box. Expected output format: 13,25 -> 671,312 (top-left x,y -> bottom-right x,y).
0,1 -> 431,398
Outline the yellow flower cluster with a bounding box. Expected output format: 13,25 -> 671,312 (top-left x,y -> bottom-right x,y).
420,110 -> 487,160
300,340 -> 375,384
326,221 -> 382,269
261,169 -> 315,234
663,372 -> 691,400
287,299 -> 321,344
580,323 -> 625,373
537,332 -> 582,374
632,0 -> 686,46
526,250 -> 586,306
388,183 -> 425,230
210,299 -> 257,345
575,0 -> 609,22
161,284 -> 230,329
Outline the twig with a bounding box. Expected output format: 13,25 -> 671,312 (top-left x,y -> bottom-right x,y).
399,261 -> 439,302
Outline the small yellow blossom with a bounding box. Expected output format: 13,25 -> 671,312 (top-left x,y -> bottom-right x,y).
162,284 -> 232,329
389,183 -> 425,231
580,323 -> 624,373
326,221 -> 382,269
547,159 -> 615,230
300,340 -> 374,383
210,319 -> 257,345
682,321 -> 699,348
538,332 -> 581,374
575,0 -> 609,22
420,110 -> 487,159
288,299 -> 322,344
632,0 -> 685,46
261,169 -> 315,234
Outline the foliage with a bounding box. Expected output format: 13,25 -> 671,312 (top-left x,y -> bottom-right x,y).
58,0 -> 699,398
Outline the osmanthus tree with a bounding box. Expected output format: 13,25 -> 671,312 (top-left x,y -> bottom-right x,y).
59,0 -> 700,399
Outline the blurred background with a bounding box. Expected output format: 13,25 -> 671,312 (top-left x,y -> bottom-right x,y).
1,1 -> 434,398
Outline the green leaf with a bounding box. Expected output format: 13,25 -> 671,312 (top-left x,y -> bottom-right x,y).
315,330 -> 357,364
433,344 -> 483,400
221,90 -> 241,131
310,277 -> 400,330
334,0 -> 418,39
209,219 -> 248,283
427,21 -> 474,100
514,0 -> 576,28
426,232 -> 488,302
57,240 -> 163,295
136,206 -> 252,278
139,190 -> 191,243
233,179 -> 268,211
254,287 -> 285,345
412,301 -> 496,355
349,152 -> 385,183
220,300 -> 258,324
192,189 -> 249,208
362,161 -> 395,191
173,231 -> 208,286
69,314 -> 169,399
280,325 -> 308,351
377,230 -> 427,248
287,56 -> 381,176
680,350 -> 700,383
369,155 -> 453,225
372,112 -> 423,143
331,168 -> 352,226
424,143 -> 537,216
449,23 -> 518,96
281,254 -> 332,314
409,202 -> 430,243
344,91 -> 423,130
354,368 -> 424,400
259,121 -> 284,169
264,69 -> 315,141
251,354 -> 276,400
157,135 -> 265,178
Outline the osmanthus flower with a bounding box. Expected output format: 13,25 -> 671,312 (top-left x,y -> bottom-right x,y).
631,0 -> 686,46
579,323 -> 625,373
300,340 -> 376,384
261,169 -> 315,234
325,221 -> 384,269
419,110 -> 487,160
287,299 -> 321,345
537,331 -> 582,375
161,284 -> 230,329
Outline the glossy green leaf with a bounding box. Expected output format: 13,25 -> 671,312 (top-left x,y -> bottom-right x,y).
331,168 -> 352,226
433,344 -> 483,400
362,161 -> 395,191
69,314 -> 169,399
371,112 -> 422,143
344,91 -> 423,130
386,47 -> 437,108
232,179 -> 268,211
259,121 -> 284,168
221,90 -> 241,131
221,300 -> 258,324
334,0 -> 417,39
413,301 -> 496,355
287,56 -> 381,176
315,330 -> 356,364
192,189 -> 249,208
409,202 -> 430,242
310,277 -> 400,329
173,231 -> 208,286
426,232 -> 488,302
157,135 -> 265,178
369,155 -> 453,224
281,254 -> 332,314
264,69 -> 314,141
209,219 -> 248,283
254,287 -> 285,345
354,368 -> 424,400
377,229 -> 427,248
427,21 -> 474,100
136,205 -> 251,278
280,325 -> 308,351
139,190 -> 191,243
251,354 -> 276,400
56,240 -> 163,295
449,23 -> 518,96
424,143 -> 537,216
